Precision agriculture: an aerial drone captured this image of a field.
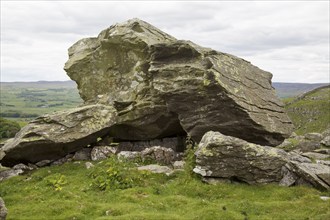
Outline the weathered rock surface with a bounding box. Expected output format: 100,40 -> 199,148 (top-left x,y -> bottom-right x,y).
302,152 -> 330,160
64,18 -> 293,146
194,131 -> 329,190
321,136 -> 330,147
141,146 -> 175,165
0,104 -> 117,166
91,146 -> 116,161
173,160 -> 185,169
0,197 -> 7,220
117,151 -> 141,161
1,18 -> 293,166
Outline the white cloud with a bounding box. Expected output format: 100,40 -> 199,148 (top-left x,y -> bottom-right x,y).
1,1 -> 329,83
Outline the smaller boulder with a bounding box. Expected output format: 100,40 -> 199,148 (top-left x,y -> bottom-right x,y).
138,164 -> 173,175
0,197 -> 7,220
194,131 -> 289,184
51,154 -> 73,166
141,146 -> 175,165
12,163 -> 34,171
0,168 -> 23,182
117,151 -> 141,161
173,161 -> 185,169
302,152 -> 330,160
36,160 -> 52,167
321,136 -> 330,147
194,131 -> 330,190
1,163 -> 34,182
295,140 -> 321,152
73,148 -> 91,161
91,146 -> 116,161
313,149 -> 330,155
304,133 -> 323,142
85,162 -> 94,169
286,162 -> 330,189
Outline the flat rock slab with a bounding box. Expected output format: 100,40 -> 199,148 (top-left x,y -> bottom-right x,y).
0,104 -> 117,166
302,152 -> 330,160
137,164 -> 173,175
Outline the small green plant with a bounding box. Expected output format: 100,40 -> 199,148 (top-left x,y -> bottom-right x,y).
44,174 -> 67,191
89,156 -> 148,190
182,136 -> 198,179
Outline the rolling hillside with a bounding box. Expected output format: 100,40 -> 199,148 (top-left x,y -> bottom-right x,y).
285,85 -> 330,135
0,81 -> 83,122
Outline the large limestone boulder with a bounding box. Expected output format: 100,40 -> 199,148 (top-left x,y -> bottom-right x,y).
1,18 -> 293,167
194,131 -> 329,190
64,18 -> 293,146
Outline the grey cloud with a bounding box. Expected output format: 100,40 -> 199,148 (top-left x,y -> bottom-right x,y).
0,1 -> 329,83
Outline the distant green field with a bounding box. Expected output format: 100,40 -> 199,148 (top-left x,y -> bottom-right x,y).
0,81 -> 83,121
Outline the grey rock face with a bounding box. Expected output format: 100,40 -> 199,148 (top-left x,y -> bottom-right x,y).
64,18 -> 293,146
0,197 -> 7,220
194,131 -> 330,190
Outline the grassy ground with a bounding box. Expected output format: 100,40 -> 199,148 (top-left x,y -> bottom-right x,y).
1,156 -> 329,220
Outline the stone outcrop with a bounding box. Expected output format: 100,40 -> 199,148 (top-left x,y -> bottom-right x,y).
64,18 -> 293,146
1,18 -> 293,166
194,131 -> 329,190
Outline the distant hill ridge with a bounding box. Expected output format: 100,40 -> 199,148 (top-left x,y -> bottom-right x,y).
1,81 -> 328,98
272,82 -> 329,98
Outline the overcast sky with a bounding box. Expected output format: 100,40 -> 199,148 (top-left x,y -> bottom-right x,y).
1,1 -> 329,83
